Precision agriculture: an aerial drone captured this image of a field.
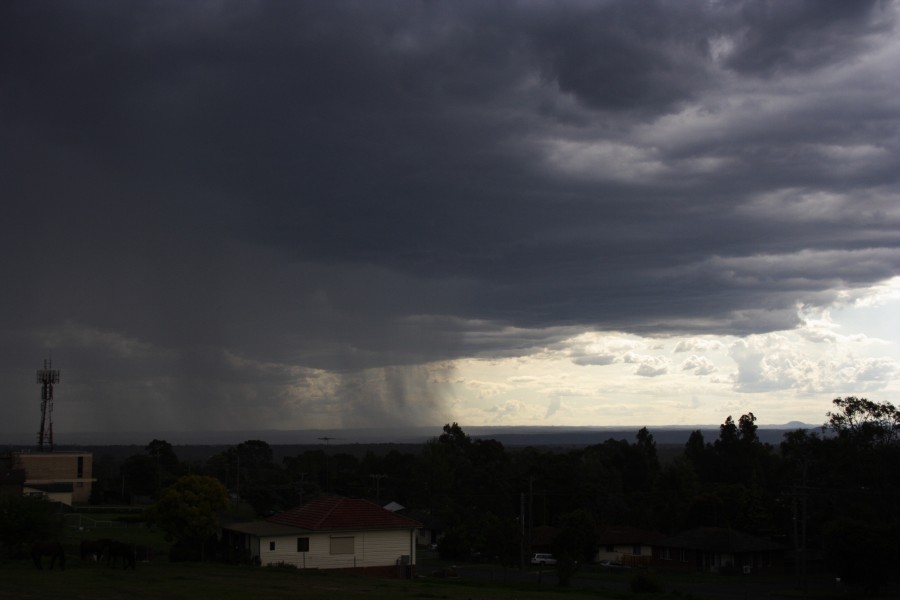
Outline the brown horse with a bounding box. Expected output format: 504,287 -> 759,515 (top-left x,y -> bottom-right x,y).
106,541 -> 136,569
32,541 -> 66,570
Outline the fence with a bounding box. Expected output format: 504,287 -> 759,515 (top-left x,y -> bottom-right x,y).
64,513 -> 145,530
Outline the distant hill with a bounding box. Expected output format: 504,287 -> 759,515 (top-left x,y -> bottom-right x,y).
2,423 -> 818,448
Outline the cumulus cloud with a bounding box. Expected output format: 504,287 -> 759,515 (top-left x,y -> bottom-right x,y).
729,335 -> 900,394
566,333 -> 640,366
681,355 -> 718,376
624,352 -> 670,377
486,400 -> 527,421
674,338 -> 725,353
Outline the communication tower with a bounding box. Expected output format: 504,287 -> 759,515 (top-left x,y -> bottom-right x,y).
36,358 -> 59,452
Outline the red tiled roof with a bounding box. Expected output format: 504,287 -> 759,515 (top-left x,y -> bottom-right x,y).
598,526 -> 664,545
268,496 -> 422,531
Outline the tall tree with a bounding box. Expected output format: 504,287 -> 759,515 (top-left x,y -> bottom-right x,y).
738,413 -> 758,444
826,397 -> 900,446
0,496 -> 63,557
146,439 -> 179,471
149,475 -> 228,560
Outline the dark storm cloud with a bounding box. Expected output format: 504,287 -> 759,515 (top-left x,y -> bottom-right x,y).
2,0 -> 899,433
725,0 -> 893,75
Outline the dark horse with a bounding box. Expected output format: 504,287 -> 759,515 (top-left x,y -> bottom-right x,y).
32,541 -> 66,570
80,538 -> 110,562
107,541 -> 136,569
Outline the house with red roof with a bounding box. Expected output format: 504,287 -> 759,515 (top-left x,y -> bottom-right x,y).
221,495 -> 422,577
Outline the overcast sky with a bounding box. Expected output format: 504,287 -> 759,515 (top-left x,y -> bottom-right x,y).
3,0 -> 900,441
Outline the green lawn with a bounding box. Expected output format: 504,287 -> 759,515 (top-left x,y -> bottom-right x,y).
0,559 -> 650,600
5,518 -> 859,600
1,522 -> 640,600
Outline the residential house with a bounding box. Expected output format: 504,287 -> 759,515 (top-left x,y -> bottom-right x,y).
596,525 -> 663,567
652,527 -> 785,575
395,507 -> 443,549
221,495 -> 422,577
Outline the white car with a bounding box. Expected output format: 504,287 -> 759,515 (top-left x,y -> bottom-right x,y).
530,553 -> 557,565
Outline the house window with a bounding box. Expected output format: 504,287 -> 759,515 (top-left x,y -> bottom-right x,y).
297,537 -> 309,552
77,456 -> 84,478
633,544 -> 642,556
660,548 -> 671,561
330,536 -> 355,555
605,545 -> 614,553
269,541 -> 275,551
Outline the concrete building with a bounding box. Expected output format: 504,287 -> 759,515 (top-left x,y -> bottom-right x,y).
14,451 -> 95,505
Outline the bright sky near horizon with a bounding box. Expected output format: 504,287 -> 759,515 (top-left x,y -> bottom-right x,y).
3,1 -> 900,439
448,279 -> 900,428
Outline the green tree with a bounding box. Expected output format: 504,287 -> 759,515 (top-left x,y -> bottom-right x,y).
553,509 -> 600,587
146,439 -> 180,471
684,429 -> 708,480
420,423 -> 474,517
738,412 -> 758,443
147,438 -> 182,494
826,396 -> 900,446
554,509 -> 600,565
204,439 -> 293,515
438,422 -> 471,448
234,439 -> 275,471
651,457 -> 700,533
149,475 -> 228,560
823,517 -> 896,596
0,495 -> 62,557
120,453 -> 158,498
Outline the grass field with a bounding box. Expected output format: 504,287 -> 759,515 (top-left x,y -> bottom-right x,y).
2,515 -> 867,600
0,518 -> 644,600
0,559 -> 651,600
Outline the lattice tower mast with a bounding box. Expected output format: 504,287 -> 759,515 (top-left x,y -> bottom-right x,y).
36,358 -> 59,452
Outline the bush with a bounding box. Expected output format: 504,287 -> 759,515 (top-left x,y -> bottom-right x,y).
169,541 -> 202,562
264,561 -> 298,571
630,570 -> 664,593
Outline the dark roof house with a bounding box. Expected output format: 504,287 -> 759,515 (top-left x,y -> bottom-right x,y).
653,527 -> 785,575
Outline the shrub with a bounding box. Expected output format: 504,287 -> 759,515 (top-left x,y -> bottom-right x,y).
630,570 -> 664,593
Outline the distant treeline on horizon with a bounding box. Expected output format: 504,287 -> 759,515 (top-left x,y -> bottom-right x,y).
2,423 -> 818,448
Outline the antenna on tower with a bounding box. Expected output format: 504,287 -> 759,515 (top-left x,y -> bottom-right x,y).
36,357 -> 60,452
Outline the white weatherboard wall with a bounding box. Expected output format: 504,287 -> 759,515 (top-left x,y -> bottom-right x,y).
258,529 -> 416,570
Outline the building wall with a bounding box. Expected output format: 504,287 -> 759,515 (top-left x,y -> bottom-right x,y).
15,452 -> 94,504
653,547 -> 782,575
259,529 -> 417,571
595,543 -> 654,566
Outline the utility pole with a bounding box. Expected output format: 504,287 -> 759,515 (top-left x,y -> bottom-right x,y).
528,476 -> 534,556
520,491 -> 526,571
791,459 -> 810,591
297,472 -> 307,506
370,474 -> 387,503
235,454 -> 241,509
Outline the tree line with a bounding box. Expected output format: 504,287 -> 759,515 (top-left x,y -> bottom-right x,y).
64,397 -> 900,586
